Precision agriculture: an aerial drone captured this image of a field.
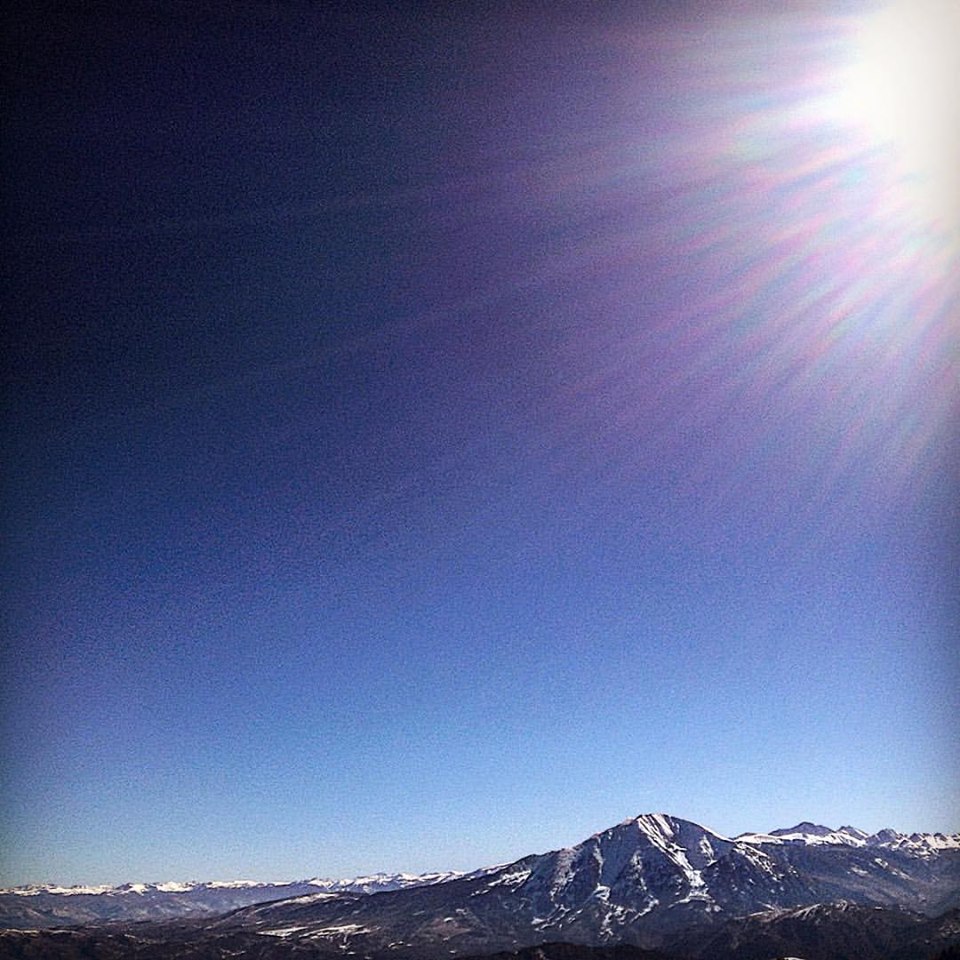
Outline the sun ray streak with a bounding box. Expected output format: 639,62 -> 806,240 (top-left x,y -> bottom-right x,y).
514,3 -> 958,549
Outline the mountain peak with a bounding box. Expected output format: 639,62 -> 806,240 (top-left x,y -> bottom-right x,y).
632,812 -> 700,836
624,812 -> 730,843
767,823 -> 868,846
838,825 -> 868,839
771,822 -> 836,837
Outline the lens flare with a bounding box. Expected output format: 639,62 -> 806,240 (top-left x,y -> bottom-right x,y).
518,2 -> 959,539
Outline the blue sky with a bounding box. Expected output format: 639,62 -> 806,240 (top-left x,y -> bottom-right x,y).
2,0 -> 958,886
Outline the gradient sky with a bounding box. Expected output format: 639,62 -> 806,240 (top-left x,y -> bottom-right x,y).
2,0 -> 958,887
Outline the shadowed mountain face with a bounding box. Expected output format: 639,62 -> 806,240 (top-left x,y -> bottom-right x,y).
1,815 -> 957,960
673,903 -> 960,960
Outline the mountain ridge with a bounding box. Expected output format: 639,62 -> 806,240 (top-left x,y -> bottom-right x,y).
9,812 -> 960,896
6,815 -> 956,902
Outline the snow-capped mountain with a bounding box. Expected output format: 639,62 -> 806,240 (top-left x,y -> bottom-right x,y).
206,814 -> 960,955
736,821 -> 960,855
0,871 -> 464,929
734,822 -> 871,846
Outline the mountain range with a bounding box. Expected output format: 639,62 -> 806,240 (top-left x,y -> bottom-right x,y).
2,814 -> 958,960
0,871 -> 466,930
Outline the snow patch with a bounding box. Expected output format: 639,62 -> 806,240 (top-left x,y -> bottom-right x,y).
488,868 -> 532,887
264,926 -> 308,938
307,923 -> 369,936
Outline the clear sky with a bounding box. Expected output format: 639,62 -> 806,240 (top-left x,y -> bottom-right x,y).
2,0 -> 958,887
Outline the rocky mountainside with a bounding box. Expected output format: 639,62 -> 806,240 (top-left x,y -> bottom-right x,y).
672,901 -> 960,960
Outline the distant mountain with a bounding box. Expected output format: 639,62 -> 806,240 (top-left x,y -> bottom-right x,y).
735,822 -> 960,857
1,814 -> 957,960
0,871 -> 466,930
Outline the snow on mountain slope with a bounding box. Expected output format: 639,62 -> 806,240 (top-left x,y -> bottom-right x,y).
214,816 -> 797,951
876,832 -> 960,856
736,822 -> 960,857
511,813 -> 745,923
768,823 -> 869,846
304,870 -> 467,894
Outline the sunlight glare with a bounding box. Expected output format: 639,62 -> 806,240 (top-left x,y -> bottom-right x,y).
841,0 -> 960,225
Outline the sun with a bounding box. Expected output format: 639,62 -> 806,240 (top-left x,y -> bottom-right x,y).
839,0 -> 960,225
